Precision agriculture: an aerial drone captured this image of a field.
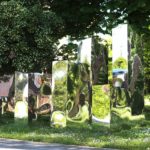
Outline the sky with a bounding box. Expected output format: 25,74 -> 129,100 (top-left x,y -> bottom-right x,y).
112,24 -> 128,62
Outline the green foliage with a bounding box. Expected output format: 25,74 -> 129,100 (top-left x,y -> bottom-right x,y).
129,28 -> 144,62
0,0 -> 63,74
106,0 -> 150,35
113,57 -> 127,69
50,0 -> 110,37
67,62 -> 90,118
91,36 -> 109,85
0,0 -> 149,75
143,34 -> 150,93
0,0 -> 111,74
127,0 -> 150,35
68,62 -> 90,97
56,43 -> 78,61
92,85 -> 110,119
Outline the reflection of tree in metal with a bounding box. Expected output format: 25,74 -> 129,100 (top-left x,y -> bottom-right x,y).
91,36 -> 108,85
67,62 -> 90,120
66,94 -> 89,123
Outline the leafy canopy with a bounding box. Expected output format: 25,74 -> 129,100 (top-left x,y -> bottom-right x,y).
0,0 -> 149,75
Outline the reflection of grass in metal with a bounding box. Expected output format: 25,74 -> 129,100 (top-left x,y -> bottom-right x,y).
67,62 -> 90,117
66,99 -> 89,123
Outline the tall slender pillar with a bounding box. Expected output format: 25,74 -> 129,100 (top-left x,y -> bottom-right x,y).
14,72 -> 28,123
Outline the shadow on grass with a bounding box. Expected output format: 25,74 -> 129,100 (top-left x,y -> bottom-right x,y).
0,113 -> 110,146
111,107 -> 150,135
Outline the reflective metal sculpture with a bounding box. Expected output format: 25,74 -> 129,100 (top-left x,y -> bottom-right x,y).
14,72 -> 28,122
28,73 -> 52,122
52,61 -> 68,111
0,75 -> 14,119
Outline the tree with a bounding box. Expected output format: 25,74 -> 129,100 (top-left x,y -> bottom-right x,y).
127,0 -> 150,35
50,0 -> 109,38
55,43 -> 78,61
0,0 -> 150,75
0,0 -> 63,75
42,0 -> 150,36
104,0 -> 150,35
91,36 -> 109,85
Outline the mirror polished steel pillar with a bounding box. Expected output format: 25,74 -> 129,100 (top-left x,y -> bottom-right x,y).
14,72 -> 28,123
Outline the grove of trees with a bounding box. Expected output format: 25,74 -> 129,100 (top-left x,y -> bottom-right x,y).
0,0 -> 149,93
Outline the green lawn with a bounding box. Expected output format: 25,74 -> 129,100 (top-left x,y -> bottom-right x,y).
0,96 -> 150,150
